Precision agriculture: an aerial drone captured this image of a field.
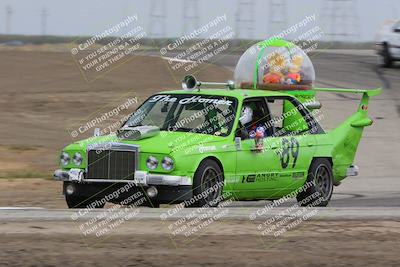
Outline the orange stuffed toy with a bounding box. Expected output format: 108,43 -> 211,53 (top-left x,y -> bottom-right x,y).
263,52 -> 286,84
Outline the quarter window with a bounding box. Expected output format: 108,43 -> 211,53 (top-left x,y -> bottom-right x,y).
266,97 -> 312,136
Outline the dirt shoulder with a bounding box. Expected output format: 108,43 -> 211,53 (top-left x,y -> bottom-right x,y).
0,51 -> 231,178
0,178 -> 64,208
0,220 -> 399,267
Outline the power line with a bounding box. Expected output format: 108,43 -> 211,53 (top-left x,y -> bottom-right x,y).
5,5 -> 12,34
322,0 -> 360,41
41,7 -> 48,35
182,0 -> 199,35
268,0 -> 287,37
235,0 -> 255,40
148,0 -> 166,38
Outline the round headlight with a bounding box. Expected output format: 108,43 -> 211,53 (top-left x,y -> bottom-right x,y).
60,152 -> 70,166
146,156 -> 158,170
161,156 -> 174,171
73,152 -> 83,166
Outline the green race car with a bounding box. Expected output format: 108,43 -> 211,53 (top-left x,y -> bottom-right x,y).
54,39 -> 381,208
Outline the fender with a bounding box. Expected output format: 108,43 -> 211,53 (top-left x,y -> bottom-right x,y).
314,87 -> 382,181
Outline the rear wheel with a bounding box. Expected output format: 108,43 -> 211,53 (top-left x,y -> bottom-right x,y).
378,43 -> 393,68
188,159 -> 224,207
296,158 -> 333,207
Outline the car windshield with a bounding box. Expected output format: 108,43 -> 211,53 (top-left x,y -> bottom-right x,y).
124,94 -> 237,136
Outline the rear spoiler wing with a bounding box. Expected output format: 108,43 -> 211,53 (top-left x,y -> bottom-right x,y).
313,87 -> 382,97
313,87 -> 382,127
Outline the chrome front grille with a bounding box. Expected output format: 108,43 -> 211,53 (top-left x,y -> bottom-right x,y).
86,143 -> 139,180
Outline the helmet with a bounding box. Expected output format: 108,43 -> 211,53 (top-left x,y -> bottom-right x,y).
239,106 -> 253,125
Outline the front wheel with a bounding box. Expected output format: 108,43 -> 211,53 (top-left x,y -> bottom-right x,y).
296,158 -> 333,207
188,159 -> 224,207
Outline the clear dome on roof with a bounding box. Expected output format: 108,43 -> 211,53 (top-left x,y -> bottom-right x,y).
234,39 -> 315,90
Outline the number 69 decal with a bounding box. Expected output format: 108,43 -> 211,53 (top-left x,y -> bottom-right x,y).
280,137 -> 300,169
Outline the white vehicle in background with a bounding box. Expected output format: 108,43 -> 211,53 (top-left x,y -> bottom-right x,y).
376,20 -> 400,68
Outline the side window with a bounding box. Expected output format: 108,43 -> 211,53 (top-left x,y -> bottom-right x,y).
236,98 -> 272,139
266,97 -> 310,136
266,99 -> 284,129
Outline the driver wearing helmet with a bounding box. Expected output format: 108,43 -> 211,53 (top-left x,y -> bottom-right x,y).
239,105 -> 267,139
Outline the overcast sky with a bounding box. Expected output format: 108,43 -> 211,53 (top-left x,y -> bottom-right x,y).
0,0 -> 398,41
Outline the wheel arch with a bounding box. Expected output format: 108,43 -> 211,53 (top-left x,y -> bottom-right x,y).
310,156 -> 339,185
311,156 -> 333,167
197,156 -> 225,181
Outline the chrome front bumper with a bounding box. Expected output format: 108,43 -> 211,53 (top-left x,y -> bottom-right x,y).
54,169 -> 192,186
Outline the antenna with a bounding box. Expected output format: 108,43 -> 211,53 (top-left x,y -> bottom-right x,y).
268,0 -> 287,36
322,0 -> 360,41
235,0 -> 255,40
182,0 -> 200,35
148,0 -> 166,38
41,7 -> 48,35
5,5 -> 12,34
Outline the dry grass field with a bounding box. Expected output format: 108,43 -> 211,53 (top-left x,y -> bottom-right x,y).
0,50 -> 231,178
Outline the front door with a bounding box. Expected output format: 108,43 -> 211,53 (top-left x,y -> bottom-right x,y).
233,98 -> 284,199
234,96 -> 318,199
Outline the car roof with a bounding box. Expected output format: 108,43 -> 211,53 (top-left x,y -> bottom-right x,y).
160,88 -> 290,100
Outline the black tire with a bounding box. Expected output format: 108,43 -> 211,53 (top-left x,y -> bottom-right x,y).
378,43 -> 393,68
65,194 -> 105,209
188,159 -> 224,207
296,158 -> 333,207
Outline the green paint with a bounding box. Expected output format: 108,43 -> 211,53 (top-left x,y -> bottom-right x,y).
57,86 -> 381,200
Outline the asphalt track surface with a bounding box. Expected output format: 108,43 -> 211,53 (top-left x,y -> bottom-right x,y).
1,207 -> 400,221
3,50 -> 400,218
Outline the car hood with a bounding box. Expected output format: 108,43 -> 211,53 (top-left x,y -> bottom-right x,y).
69,131 -> 226,155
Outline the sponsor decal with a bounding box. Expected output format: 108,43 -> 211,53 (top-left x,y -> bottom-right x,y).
199,145 -> 217,153
242,173 -> 279,183
292,171 -> 305,180
149,95 -> 233,106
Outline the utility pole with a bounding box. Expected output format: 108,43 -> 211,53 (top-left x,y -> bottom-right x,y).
182,0 -> 199,35
148,0 -> 166,38
41,7 -> 48,35
322,0 -> 360,41
5,5 -> 12,34
268,0 -> 287,37
235,0 -> 255,40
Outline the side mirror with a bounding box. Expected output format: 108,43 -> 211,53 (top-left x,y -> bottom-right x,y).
235,127 -> 249,140
304,101 -> 322,110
